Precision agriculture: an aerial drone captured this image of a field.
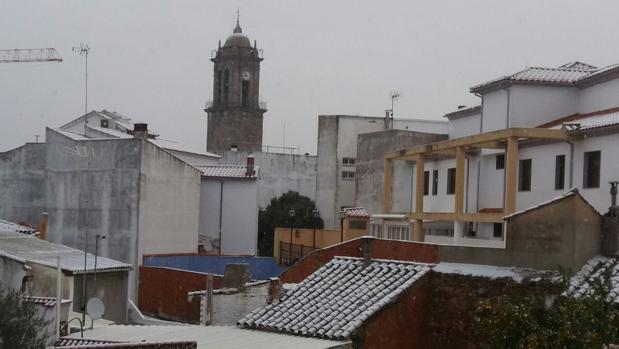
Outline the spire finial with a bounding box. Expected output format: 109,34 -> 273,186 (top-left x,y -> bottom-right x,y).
233,8 -> 242,34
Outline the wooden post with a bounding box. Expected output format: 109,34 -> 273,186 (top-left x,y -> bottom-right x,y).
504,136 -> 518,214
414,155 -> 425,241
455,147 -> 465,214
384,158 -> 392,213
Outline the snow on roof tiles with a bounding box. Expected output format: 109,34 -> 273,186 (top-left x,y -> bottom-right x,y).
0,219 -> 39,236
238,256 -> 431,340
565,256 -> 619,304
342,207 -> 369,218
194,165 -> 256,179
469,61 -> 619,93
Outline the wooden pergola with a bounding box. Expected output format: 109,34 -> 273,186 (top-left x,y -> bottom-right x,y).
383,127 -> 570,241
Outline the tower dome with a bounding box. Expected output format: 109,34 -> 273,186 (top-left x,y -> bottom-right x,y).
223,18 -> 251,48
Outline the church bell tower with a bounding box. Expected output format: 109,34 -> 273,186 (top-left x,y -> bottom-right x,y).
205,16 -> 266,152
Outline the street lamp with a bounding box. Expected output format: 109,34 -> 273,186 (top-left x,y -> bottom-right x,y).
288,209 -> 295,264
311,209 -> 320,250
339,211 -> 347,242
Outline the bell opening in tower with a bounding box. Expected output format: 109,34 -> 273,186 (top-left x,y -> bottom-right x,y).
242,80 -> 249,107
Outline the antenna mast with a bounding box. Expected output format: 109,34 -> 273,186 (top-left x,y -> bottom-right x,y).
72,43 -> 90,117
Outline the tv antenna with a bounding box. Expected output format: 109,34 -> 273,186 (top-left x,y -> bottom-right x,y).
385,90 -> 401,130
72,43 -> 90,117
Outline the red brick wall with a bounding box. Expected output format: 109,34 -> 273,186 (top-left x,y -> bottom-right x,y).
359,277 -> 430,349
279,237 -> 439,283
138,266 -> 223,323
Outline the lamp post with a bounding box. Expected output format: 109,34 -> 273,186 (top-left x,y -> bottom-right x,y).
339,211 -> 347,242
312,209 -> 320,250
288,209 -> 295,264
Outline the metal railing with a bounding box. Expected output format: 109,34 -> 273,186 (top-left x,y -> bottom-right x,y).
279,241 -> 316,266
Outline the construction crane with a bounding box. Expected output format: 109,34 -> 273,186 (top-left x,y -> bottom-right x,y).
0,48 -> 63,63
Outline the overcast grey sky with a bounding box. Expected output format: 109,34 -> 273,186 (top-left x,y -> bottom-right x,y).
2,1 -> 619,153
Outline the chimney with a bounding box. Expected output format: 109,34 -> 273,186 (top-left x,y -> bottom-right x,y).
38,212 -> 48,240
362,236 -> 373,267
223,263 -> 250,290
246,155 -> 255,177
133,123 -> 148,139
267,277 -> 283,303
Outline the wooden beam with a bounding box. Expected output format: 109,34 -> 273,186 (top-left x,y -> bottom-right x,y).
504,136 -> 518,214
414,155 -> 425,241
386,128 -> 569,159
384,158 -> 392,213
408,212 -> 504,223
455,147 -> 465,214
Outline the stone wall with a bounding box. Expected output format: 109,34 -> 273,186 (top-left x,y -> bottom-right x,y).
211,282 -> 269,325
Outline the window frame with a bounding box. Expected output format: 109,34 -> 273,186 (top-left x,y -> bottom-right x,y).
583,150 -> 601,189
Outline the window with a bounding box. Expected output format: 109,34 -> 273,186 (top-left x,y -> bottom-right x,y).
423,171 -> 429,196
342,171 -> 355,180
223,68 -> 230,104
342,157 -> 355,166
241,80 -> 249,107
100,119 -> 108,128
493,223 -> 503,238
349,220 -> 367,230
518,159 -> 532,192
496,154 -> 505,170
555,155 -> 565,190
216,70 -> 222,104
583,151 -> 601,188
446,168 -> 456,195
432,170 -> 439,196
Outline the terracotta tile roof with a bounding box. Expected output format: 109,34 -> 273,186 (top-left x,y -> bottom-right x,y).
194,165 -> 256,179
469,61 -> 619,93
538,106 -> 619,131
238,256 -> 431,340
565,256 -> 619,304
342,207 -> 369,218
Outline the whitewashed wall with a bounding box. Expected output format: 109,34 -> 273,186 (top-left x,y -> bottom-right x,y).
508,85 -> 578,127
482,89 -> 509,132
448,113 -> 481,139
579,78 -> 619,114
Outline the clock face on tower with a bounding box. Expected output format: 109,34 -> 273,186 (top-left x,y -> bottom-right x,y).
242,71 -> 251,80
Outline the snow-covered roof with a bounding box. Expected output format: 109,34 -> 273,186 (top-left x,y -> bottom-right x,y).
85,124 -> 133,139
194,165 -> 256,179
0,228 -> 132,275
149,139 -> 220,158
469,61 -> 619,93
503,188 -> 599,220
24,296 -> 72,308
64,325 -> 350,349
238,256 -> 431,340
432,262 -> 550,283
565,256 -> 619,304
0,219 -> 39,236
342,207 -> 369,218
543,107 -> 619,132
51,128 -> 92,141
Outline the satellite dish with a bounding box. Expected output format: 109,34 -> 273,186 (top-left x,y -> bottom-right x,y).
86,297 -> 105,320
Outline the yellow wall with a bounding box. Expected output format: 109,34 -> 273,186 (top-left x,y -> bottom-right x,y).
273,217 -> 369,263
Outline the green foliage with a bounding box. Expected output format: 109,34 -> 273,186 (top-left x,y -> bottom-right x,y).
258,191 -> 323,256
0,285 -> 50,349
474,271 -> 619,349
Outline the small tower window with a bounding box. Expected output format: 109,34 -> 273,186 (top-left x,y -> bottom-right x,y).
224,68 -> 230,105
216,70 -> 223,104
242,80 -> 249,107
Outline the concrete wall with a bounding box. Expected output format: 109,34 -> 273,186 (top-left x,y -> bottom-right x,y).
438,193 -> 602,271
447,113 -> 481,139
138,141 -> 200,258
508,85 -> 578,127
0,143 -> 47,226
200,178 -> 258,255
217,150 -> 317,208
72,271 -> 130,323
579,78 -> 619,113
211,283 -> 269,325
315,116 -> 340,229
356,130 -> 447,215
0,255 -> 29,291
